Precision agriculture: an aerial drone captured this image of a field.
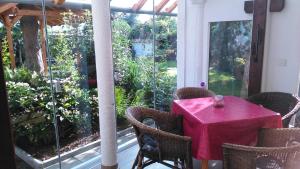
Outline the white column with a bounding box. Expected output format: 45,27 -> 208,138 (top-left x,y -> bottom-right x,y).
91,0 -> 118,169
177,0 -> 206,88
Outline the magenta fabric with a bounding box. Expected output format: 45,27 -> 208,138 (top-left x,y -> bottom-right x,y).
172,96 -> 282,160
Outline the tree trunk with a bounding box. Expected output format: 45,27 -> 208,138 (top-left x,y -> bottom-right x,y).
20,16 -> 41,72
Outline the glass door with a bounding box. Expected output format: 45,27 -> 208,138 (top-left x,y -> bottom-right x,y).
208,20 -> 252,97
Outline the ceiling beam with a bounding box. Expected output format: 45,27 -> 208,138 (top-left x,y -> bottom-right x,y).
165,0 -> 177,13
0,3 -> 17,14
16,9 -> 61,17
53,0 -> 65,5
155,0 -> 170,13
132,0 -> 147,11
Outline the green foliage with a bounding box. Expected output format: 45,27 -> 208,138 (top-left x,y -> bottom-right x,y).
115,87 -> 128,119
6,68 -> 53,146
112,18 -> 133,85
155,71 -> 176,111
1,37 -> 11,67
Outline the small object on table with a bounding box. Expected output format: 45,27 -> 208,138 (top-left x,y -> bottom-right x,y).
213,95 -> 224,107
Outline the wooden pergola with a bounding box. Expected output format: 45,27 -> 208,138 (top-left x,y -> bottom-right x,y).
0,3 -> 84,73
0,0 -> 177,72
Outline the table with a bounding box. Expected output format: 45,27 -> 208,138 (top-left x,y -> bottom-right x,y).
172,96 -> 282,169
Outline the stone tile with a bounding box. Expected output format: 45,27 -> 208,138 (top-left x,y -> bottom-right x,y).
45,157 -> 82,169
74,149 -> 100,163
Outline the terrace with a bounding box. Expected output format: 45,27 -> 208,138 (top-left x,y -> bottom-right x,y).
0,0 -> 300,169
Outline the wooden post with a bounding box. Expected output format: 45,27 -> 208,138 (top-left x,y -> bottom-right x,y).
248,0 -> 268,96
6,27 -> 16,69
39,19 -> 48,74
3,15 -> 16,69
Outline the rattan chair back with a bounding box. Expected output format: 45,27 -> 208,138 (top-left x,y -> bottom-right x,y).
223,128 -> 300,169
174,87 -> 215,100
247,92 -> 300,127
126,107 -> 193,169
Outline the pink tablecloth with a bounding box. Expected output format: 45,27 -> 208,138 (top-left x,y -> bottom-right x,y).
172,96 -> 282,160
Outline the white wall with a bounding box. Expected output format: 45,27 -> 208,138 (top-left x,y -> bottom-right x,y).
178,0 -> 300,95
262,0 -> 300,94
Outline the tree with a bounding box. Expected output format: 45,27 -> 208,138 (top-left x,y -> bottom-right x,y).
20,16 -> 41,72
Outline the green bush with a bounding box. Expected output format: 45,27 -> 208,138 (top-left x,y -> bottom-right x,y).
115,87 -> 128,119
6,67 -> 99,146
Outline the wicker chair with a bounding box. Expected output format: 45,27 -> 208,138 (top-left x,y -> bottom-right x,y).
174,87 -> 215,100
223,128 -> 300,169
247,92 -> 300,128
126,107 -> 193,169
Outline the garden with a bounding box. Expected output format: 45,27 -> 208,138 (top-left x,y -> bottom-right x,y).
0,10 -> 177,160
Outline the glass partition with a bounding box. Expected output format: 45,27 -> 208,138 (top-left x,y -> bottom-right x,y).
0,1 -> 62,168
45,3 -> 99,169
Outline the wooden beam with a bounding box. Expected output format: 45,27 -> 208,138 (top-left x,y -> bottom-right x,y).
132,0 -> 147,11
0,3 -> 16,14
155,0 -> 170,13
165,0 -> 177,13
0,41 -> 17,169
53,0 -> 66,5
244,1 -> 254,14
248,0 -> 268,96
11,15 -> 22,25
39,20 -> 48,75
245,0 -> 285,14
270,0 -> 285,12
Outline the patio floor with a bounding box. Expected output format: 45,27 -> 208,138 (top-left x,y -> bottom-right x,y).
18,138 -> 223,169
83,144 -> 223,169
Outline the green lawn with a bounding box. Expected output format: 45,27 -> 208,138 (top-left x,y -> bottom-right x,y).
158,60 -> 177,77
208,70 -> 243,96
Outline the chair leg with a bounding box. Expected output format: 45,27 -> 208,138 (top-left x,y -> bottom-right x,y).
131,153 -> 139,169
137,153 -> 144,169
180,158 -> 184,169
173,159 -> 178,169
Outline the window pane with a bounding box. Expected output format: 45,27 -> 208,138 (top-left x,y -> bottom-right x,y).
208,21 -> 252,97
111,12 -> 155,130
154,15 -> 177,111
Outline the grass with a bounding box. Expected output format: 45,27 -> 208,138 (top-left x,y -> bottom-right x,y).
208,69 -> 243,96
158,60 -> 177,77
158,60 -> 177,69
